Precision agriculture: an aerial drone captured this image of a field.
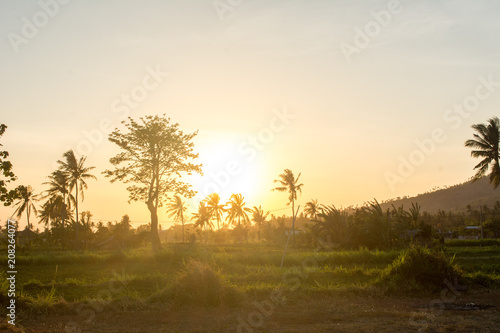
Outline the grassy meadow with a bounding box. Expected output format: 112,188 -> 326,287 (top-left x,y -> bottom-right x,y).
2,241 -> 500,332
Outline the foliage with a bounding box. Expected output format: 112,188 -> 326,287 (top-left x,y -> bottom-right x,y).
149,259 -> 242,308
104,115 -> 202,251
0,124 -> 19,206
465,116 -> 500,189
382,246 -> 462,292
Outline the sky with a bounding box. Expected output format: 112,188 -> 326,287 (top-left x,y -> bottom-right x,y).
1,0 -> 500,229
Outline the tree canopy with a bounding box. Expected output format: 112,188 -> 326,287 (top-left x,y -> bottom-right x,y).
104,115 -> 202,251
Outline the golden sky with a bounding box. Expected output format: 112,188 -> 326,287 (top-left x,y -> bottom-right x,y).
1,0 -> 500,229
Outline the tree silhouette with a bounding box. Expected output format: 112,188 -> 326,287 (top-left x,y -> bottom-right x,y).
192,202 -> 212,244
11,185 -> 39,229
42,169 -> 75,228
304,199 -> 321,219
58,150 -> 96,248
227,193 -> 251,227
166,195 -> 187,242
104,115 -> 202,252
205,193 -> 226,231
0,124 -> 19,206
251,205 -> 269,242
227,193 -> 251,243
273,169 -> 303,243
465,117 -> 500,189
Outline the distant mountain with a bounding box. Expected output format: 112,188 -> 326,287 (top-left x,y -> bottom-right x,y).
379,177 -> 500,213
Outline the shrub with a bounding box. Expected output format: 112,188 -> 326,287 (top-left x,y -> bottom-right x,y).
382,246 -> 462,293
149,259 -> 243,308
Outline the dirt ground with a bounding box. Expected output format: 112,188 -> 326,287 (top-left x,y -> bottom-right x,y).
8,291 -> 500,333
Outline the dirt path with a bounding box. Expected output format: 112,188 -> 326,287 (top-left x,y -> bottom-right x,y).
10,291 -> 500,332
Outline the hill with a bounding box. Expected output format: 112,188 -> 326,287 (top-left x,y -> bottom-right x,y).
379,177 -> 500,213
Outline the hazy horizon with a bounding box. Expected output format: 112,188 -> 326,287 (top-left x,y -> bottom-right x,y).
2,0 -> 500,230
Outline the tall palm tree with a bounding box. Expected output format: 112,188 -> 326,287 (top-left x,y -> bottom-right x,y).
57,150 -> 96,248
273,169 -> 303,242
12,185 -> 39,229
227,193 -> 251,227
251,205 -> 269,242
304,199 -> 321,219
42,169 -> 74,228
465,117 -> 500,189
204,193 -> 226,231
38,195 -> 71,229
227,193 -> 252,243
166,195 -> 187,242
192,202 -> 213,244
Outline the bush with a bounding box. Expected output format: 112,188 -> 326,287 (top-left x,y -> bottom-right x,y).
382,246 -> 462,293
149,259 -> 243,308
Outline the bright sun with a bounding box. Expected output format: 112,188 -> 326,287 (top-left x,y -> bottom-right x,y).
189,139 -> 260,207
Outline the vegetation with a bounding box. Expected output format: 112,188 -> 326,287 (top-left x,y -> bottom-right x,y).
0,124 -> 20,206
104,115 -> 202,251
465,116 -> 500,189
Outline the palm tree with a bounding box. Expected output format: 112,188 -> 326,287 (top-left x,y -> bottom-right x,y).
192,202 -> 213,244
42,169 -> 74,228
273,169 -> 303,243
57,150 -> 96,248
11,185 -> 39,229
38,195 -> 71,229
311,205 -> 349,246
166,195 -> 187,242
465,117 -> 500,189
227,193 -> 251,227
251,205 -> 269,242
227,193 -> 251,243
304,199 -> 321,219
204,193 -> 226,231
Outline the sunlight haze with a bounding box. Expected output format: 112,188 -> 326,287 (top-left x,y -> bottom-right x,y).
1,0 -> 500,229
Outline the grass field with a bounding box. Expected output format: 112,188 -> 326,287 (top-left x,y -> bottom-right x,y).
2,242 -> 500,332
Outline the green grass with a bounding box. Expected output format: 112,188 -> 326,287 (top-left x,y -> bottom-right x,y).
1,242 -> 499,319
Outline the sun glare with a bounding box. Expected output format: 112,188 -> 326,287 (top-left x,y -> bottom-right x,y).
189,140 -> 259,207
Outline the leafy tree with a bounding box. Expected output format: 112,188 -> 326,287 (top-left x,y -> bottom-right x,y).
192,202 -> 212,243
465,117 -> 500,189
205,193 -> 226,231
58,150 -> 96,248
226,193 -> 251,227
42,169 -> 75,228
251,205 -> 269,242
304,199 -> 321,219
11,185 -> 39,229
104,115 -> 202,252
273,169 -> 303,243
0,124 -> 19,206
38,195 -> 71,229
311,205 -> 349,246
166,195 -> 187,242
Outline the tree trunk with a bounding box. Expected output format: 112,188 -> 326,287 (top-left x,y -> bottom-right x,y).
291,199 -> 295,246
147,200 -> 162,252
75,182 -> 79,250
